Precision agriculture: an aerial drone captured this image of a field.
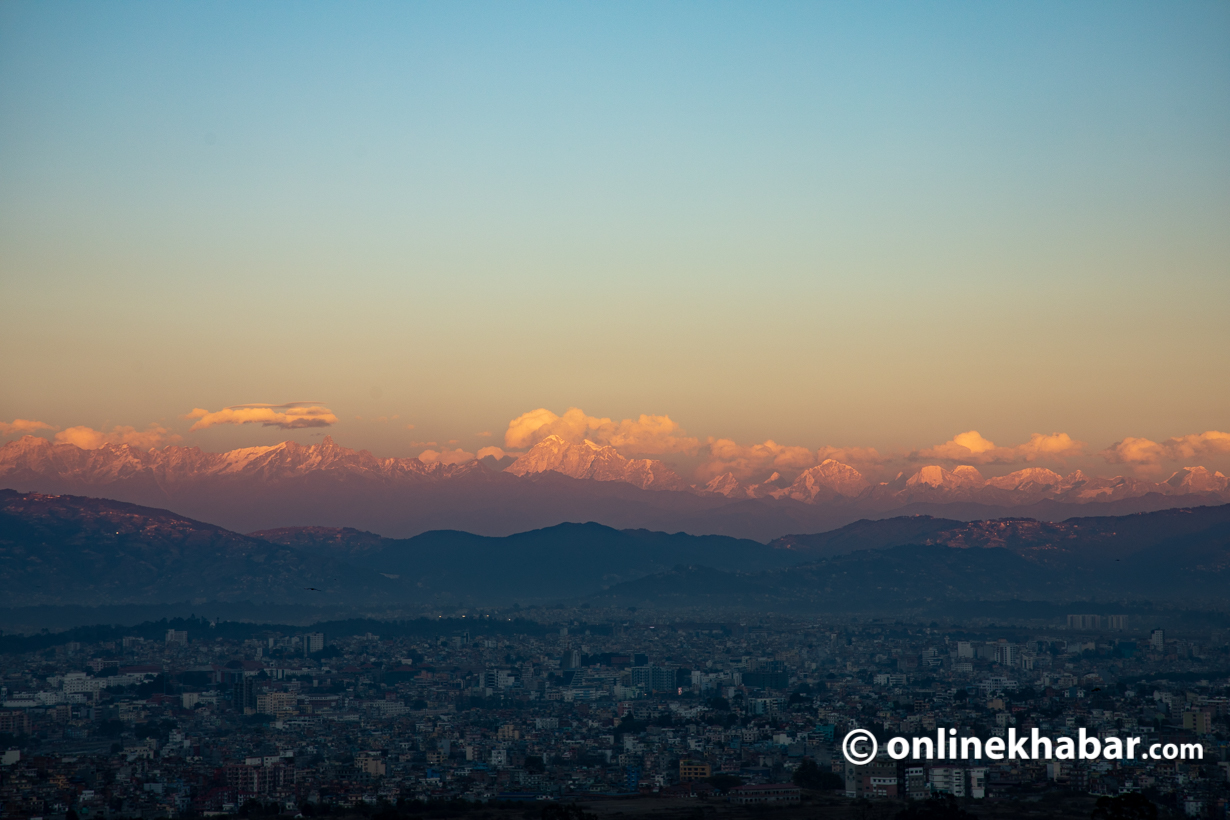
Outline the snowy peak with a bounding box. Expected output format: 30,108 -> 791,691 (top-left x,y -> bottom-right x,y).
2,434 -> 1228,509
0,434 -> 471,489
785,459 -> 870,502
505,435 -> 690,492
704,472 -> 748,498
906,464 -> 984,490
1165,466 -> 1229,494
984,467 -> 1064,492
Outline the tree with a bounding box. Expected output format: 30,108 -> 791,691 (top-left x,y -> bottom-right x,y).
707,774 -> 743,794
1090,793 -> 1159,820
541,804 -> 596,820
894,794 -> 974,820
792,758 -> 842,790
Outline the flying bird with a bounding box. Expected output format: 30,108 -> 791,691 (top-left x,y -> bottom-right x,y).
304,587 -> 322,592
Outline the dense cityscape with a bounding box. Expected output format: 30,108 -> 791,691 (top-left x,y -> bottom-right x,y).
1,609 -> 1228,819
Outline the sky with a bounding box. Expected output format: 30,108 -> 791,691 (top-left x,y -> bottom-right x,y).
1,1 -> 1228,481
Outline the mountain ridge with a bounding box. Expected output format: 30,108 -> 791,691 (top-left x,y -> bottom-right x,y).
2,490 -> 1228,610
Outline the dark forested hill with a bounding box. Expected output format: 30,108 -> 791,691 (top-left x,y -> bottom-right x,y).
3,490 -> 1228,611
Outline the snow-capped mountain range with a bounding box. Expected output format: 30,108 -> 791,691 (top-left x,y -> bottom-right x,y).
505,436 -> 692,492
0,433 -> 1226,540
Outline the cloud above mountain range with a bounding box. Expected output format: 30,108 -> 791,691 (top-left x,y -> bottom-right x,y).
912,430 -> 1086,464
696,438 -> 831,481
1102,431 -> 1230,468
503,407 -> 700,455
185,403 -> 338,431
0,419 -> 52,436
3,404 -> 1229,483
53,424 -> 181,450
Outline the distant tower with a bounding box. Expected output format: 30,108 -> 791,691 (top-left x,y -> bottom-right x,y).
304,632 -> 325,656
236,676 -> 257,714
1150,629 -> 1165,651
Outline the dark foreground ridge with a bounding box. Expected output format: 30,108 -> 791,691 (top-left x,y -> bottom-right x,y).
2,489 -> 1229,611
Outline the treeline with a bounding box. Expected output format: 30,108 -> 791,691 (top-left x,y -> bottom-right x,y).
0,615 -> 584,655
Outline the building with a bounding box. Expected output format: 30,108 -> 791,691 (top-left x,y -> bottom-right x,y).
1067,615 -> 1100,630
742,669 -> 789,689
928,767 -> 966,797
1150,629 -> 1165,651
236,676 -> 258,714
630,664 -> 679,692
729,784 -> 801,804
903,766 -> 928,800
928,766 -> 986,798
165,629 -> 188,645
1183,711 -> 1213,735
255,691 -> 296,716
484,669 -> 518,689
845,758 -> 899,798
62,673 -> 106,696
225,762 -> 288,798
969,767 -> 986,799
749,697 -> 787,715
656,665 -> 678,691
304,632 -> 325,655
356,753 -> 386,777
679,760 -> 711,782
0,712 -> 31,735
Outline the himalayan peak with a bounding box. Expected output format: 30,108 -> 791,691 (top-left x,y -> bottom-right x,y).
505,435 -> 691,492
0,434 -> 481,488
0,434 -> 1226,509
905,464 -> 985,490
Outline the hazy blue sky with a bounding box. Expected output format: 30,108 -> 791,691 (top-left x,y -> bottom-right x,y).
2,1 -> 1228,475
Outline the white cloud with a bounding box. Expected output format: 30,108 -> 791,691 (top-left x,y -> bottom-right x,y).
504,407 -> 699,455
695,438 -> 818,482
914,431 -> 1085,464
185,402 -> 337,430
0,418 -> 54,437
419,448 -> 476,465
1102,430 -> 1230,466
54,424 -> 180,450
